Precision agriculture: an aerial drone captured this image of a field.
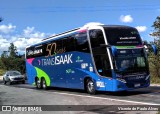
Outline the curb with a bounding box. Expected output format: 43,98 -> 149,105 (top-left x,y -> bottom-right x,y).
150,84 -> 160,87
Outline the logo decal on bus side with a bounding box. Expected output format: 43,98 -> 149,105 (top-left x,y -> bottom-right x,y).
66,69 -> 75,74
76,56 -> 83,62
41,54 -> 73,66
45,43 -> 66,57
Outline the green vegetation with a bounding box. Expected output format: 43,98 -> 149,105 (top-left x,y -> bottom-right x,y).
148,51 -> 160,84
0,43 -> 25,75
149,16 -> 160,84
0,69 -> 6,76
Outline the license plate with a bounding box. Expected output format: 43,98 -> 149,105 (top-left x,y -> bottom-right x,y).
134,83 -> 140,87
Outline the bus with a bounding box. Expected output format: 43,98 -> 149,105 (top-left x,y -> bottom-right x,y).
25,23 -> 157,94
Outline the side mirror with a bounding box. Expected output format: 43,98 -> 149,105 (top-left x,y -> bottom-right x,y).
111,46 -> 117,57
144,44 -> 158,55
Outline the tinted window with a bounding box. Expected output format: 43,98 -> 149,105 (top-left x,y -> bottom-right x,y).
26,32 -> 90,59
89,29 -> 105,48
63,36 -> 76,52
26,44 -> 43,59
93,48 -> 112,77
75,32 -> 90,53
104,27 -> 142,46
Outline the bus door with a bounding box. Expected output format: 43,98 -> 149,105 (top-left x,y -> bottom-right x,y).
89,29 -> 113,91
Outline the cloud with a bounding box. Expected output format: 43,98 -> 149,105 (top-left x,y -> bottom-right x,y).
135,26 -> 147,32
120,15 -> 133,23
0,36 -> 10,52
0,24 -> 16,34
0,24 -> 51,54
14,37 -> 42,53
23,27 -> 34,35
23,27 -> 46,38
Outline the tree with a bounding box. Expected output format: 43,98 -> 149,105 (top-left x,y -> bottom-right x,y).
150,16 -> 160,44
0,43 -> 25,74
149,16 -> 160,78
8,43 -> 18,58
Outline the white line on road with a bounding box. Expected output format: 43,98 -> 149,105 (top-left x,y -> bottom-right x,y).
47,91 -> 160,105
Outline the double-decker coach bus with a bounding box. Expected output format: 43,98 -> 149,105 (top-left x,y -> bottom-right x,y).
25,23 -> 157,94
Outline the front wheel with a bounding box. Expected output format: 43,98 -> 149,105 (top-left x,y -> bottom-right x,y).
36,78 -> 42,89
86,79 -> 96,94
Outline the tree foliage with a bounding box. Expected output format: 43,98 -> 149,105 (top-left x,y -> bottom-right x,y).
0,43 -> 25,74
150,16 -> 160,43
149,16 -> 160,79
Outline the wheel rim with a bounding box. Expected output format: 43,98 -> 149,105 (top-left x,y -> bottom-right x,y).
87,81 -> 94,93
37,79 -> 41,88
42,79 -> 46,88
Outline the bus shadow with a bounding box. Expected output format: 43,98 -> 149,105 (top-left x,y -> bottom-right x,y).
47,87 -> 152,97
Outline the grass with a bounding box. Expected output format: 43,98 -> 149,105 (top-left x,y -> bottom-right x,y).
150,69 -> 160,84
151,76 -> 160,84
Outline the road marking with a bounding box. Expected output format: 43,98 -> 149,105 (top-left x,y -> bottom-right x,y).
46,91 -> 160,105
1,84 -> 160,105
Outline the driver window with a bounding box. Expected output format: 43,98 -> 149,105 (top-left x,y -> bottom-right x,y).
89,29 -> 105,48
94,54 -> 112,77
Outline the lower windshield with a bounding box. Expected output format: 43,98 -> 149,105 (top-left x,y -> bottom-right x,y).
114,49 -> 148,74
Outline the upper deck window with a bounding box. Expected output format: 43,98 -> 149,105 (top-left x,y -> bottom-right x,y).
104,27 -> 142,46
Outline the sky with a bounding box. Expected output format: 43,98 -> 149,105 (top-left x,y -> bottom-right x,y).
0,0 -> 160,55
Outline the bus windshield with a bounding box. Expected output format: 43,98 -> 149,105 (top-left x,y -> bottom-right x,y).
104,26 -> 142,46
114,49 -> 148,74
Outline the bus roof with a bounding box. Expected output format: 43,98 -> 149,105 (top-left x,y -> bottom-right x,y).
26,23 -> 136,48
26,23 -> 103,48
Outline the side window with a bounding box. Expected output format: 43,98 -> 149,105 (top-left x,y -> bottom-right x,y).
34,45 -> 43,57
44,41 -> 56,57
26,45 -> 43,59
63,36 -> 76,52
44,39 -> 63,57
94,54 -> 112,77
75,32 -> 90,53
26,47 -> 34,59
89,29 -> 105,48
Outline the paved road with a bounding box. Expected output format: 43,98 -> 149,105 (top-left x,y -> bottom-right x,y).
0,80 -> 160,114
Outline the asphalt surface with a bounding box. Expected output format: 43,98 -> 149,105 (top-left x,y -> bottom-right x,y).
0,80 -> 160,114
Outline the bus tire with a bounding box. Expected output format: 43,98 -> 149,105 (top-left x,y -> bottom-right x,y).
36,78 -> 42,89
86,79 -> 96,94
42,78 -> 48,90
